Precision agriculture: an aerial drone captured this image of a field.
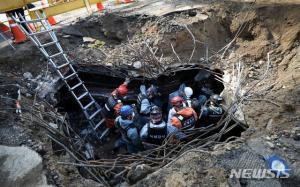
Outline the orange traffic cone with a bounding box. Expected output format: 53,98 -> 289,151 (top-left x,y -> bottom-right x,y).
6,15 -> 26,44
0,23 -> 10,33
0,23 -> 13,38
97,2 -> 105,12
48,16 -> 57,25
41,0 -> 57,25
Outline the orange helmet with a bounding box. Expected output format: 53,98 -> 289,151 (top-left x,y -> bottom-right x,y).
116,84 -> 128,97
171,96 -> 184,107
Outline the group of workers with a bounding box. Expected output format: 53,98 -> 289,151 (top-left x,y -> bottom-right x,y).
100,78 -> 224,154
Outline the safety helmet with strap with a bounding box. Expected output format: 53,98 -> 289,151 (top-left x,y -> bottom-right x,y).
117,84 -> 128,97
184,87 -> 193,98
150,106 -> 163,124
120,105 -> 133,119
210,94 -> 223,105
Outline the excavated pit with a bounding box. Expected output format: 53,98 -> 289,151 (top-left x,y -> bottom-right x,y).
51,8 -> 252,183
0,1 -> 299,186
55,65 -> 246,160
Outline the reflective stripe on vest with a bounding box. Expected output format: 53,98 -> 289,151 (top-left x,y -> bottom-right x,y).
176,114 -> 196,128
103,96 -> 119,117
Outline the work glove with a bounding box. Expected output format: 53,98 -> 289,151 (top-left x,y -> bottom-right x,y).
140,85 -> 147,95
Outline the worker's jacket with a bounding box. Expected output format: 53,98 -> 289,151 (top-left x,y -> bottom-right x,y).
137,93 -> 148,114
200,105 -> 223,125
101,92 -> 123,128
170,107 -> 198,129
137,93 -> 163,116
115,116 -> 140,144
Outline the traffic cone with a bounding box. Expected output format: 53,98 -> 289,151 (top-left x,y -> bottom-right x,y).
0,23 -> 12,38
48,16 -> 57,25
96,2 -> 105,12
6,15 -> 26,44
0,23 -> 10,33
41,0 -> 57,25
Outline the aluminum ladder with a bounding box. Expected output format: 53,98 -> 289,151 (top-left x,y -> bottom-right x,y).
11,11 -> 107,138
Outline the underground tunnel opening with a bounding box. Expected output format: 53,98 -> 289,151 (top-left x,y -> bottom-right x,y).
53,64 -> 248,184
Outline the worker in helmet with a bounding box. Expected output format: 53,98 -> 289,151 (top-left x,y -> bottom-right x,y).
199,94 -> 224,126
137,84 -> 162,127
167,84 -> 196,110
102,78 -> 130,128
167,83 -> 186,111
113,105 -> 141,154
140,106 -> 184,148
168,96 -> 198,129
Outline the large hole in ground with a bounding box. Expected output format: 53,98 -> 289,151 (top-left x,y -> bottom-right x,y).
50,8 -> 252,184
55,64 -> 247,184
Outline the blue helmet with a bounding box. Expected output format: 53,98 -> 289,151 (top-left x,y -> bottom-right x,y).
120,105 -> 133,118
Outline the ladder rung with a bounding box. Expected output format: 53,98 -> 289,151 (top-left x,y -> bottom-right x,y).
77,92 -> 88,100
99,128 -> 110,140
20,18 -> 46,24
57,62 -> 70,69
29,29 -> 52,36
93,118 -> 105,130
84,101 -> 95,110
89,109 -> 101,120
70,82 -> 83,90
50,52 -> 63,58
41,41 -> 57,47
63,72 -> 76,80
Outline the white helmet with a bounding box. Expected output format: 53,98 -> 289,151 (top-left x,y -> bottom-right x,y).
184,87 -> 193,98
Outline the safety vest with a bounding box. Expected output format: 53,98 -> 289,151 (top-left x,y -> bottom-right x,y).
185,98 -> 192,107
207,106 -> 223,122
174,108 -> 197,129
146,122 -> 168,145
115,118 -> 136,143
102,95 -> 120,118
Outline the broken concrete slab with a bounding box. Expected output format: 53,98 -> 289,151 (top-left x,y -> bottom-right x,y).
0,145 -> 52,187
62,26 -> 84,37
